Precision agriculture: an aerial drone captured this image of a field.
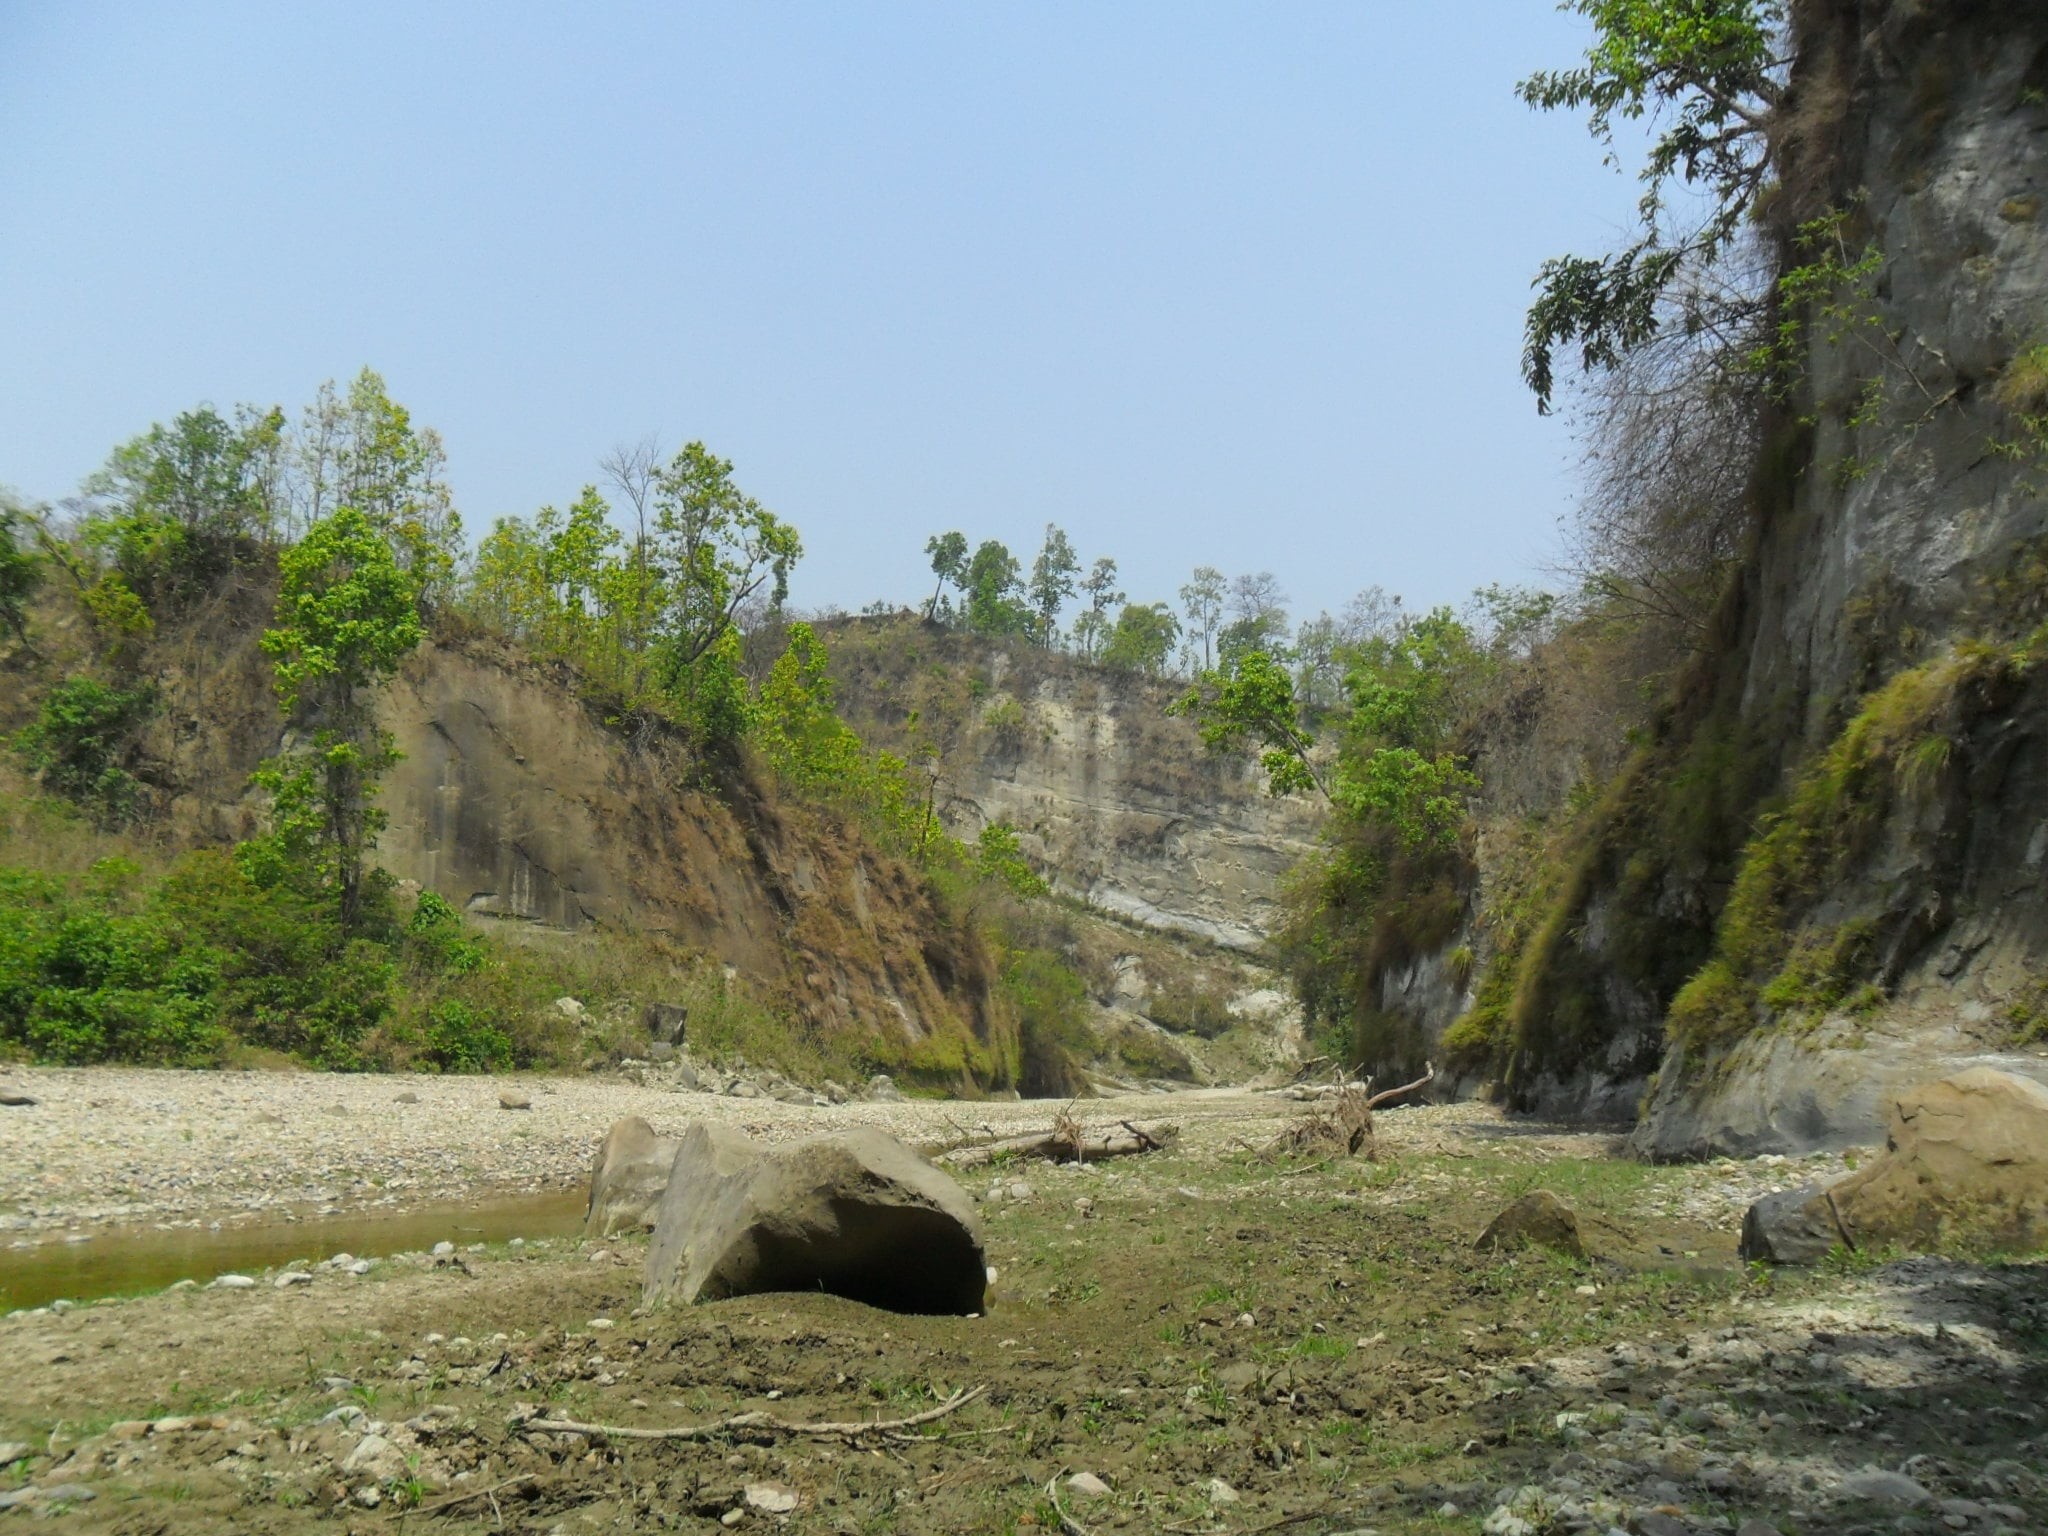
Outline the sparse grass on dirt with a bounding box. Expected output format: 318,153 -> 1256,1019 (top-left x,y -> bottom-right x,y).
1,1097 -> 2042,1534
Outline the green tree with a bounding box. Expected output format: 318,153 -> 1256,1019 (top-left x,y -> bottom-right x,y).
753,622 -> 867,794
298,370 -> 463,604
1179,565 -> 1225,669
1172,649 -> 1323,796
974,821 -> 1047,899
923,531 -> 969,622
964,539 -> 1029,637
1518,0 -> 1786,410
0,496 -> 40,646
1100,602 -> 1181,677
1073,557 -> 1124,660
1026,523 -> 1080,647
254,507 -> 425,927
647,442 -> 802,738
15,677 -> 157,824
79,405 -> 286,614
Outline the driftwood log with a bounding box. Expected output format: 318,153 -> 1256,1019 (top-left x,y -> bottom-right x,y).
938,1119 -> 1179,1169
1265,1064 -> 1435,1159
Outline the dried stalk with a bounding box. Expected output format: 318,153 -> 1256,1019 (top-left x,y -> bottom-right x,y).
524,1385 -> 985,1444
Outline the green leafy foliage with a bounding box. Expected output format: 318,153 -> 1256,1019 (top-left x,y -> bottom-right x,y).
78,405 -> 286,615
1000,947 -> 1095,1097
974,821 -> 1047,899
14,677 -> 157,825
0,497 -> 40,645
1101,602 -> 1181,677
1518,0 -> 1785,409
257,507 -> 424,926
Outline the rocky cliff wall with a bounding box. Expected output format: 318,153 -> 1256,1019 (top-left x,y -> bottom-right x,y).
1502,3 -> 2048,1152
821,620 -> 1324,951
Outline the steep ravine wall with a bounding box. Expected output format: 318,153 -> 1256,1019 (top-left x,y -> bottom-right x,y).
1423,3 -> 2048,1152
822,620 -> 1324,951
89,608 -> 1002,1064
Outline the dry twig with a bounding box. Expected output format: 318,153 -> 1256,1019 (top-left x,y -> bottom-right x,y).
524,1385 -> 985,1444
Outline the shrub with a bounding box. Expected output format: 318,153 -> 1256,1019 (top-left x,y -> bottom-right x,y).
1002,947 -> 1095,1098
1143,983 -> 1232,1039
420,998 -> 514,1072
15,677 -> 157,825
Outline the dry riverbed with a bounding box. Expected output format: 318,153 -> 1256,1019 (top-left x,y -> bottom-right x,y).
1,1070 -> 2043,1535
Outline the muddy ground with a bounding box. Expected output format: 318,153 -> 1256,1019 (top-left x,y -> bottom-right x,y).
1,1090 -> 2043,1536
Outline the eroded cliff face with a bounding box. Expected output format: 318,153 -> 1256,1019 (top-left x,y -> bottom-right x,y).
1520,3 -> 2048,1151
822,620 -> 1324,951
70,604 -> 1001,1068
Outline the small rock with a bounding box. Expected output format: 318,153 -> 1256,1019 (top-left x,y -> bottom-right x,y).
40,1485 -> 96,1506
432,1241 -> 455,1257
151,1417 -> 193,1434
0,1093 -> 36,1108
744,1482 -> 799,1514
720,1510 -> 745,1528
0,1490 -> 36,1512
348,1259 -> 372,1275
499,1091 -> 532,1111
1474,1190 -> 1586,1258
210,1274 -> 256,1290
1074,1196 -> 1095,1217
344,1433 -> 408,1482
1204,1478 -> 1240,1505
1837,1469 -> 1932,1506
354,1485 -> 383,1508
1734,1522 -> 1782,1536
866,1072 -> 904,1103
275,1271 -> 313,1288
1633,1514 -> 1692,1536
49,1298 -> 73,1314
1008,1180 -> 1036,1202
1067,1472 -> 1112,1500
0,1442 -> 27,1466
553,996 -> 588,1022
1436,1504 -> 1461,1519
325,1103 -> 349,1116
395,1091 -> 419,1105
648,1041 -> 676,1063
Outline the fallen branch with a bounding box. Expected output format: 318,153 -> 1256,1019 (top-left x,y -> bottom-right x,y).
1046,1472 -> 1095,1536
524,1385 -> 985,1444
413,1472 -> 546,1517
940,1122 -> 1179,1169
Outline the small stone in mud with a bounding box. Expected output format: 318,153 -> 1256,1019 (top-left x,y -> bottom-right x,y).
275,1270 -> 313,1288
1067,1472 -> 1112,1500
432,1241 -> 454,1257
1204,1478 -> 1240,1504
210,1274 -> 256,1290
1474,1190 -> 1585,1259
395,1091 -> 419,1104
0,1442 -> 28,1466
744,1482 -> 799,1513
499,1091 -> 532,1110
0,1093 -> 36,1107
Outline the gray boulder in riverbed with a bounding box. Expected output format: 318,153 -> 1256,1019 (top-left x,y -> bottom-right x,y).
1738,1184 -> 1842,1264
643,1124 -> 986,1314
585,1115 -> 681,1237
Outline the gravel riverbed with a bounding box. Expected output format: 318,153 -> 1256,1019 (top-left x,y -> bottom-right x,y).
0,1064 -> 1854,1245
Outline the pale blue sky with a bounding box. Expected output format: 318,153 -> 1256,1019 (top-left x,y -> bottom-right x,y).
1,3 -> 1641,625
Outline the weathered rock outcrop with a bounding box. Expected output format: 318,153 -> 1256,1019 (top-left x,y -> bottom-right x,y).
825,621 -> 1322,950
585,1116 -> 679,1237
1431,3 -> 2048,1150
644,1124 -> 986,1314
1741,1067 -> 2048,1261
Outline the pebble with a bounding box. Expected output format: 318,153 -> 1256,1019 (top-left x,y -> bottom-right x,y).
274,1271 -> 313,1288
720,1510 -> 745,1527
1067,1472 -> 1112,1500
0,1443 -> 27,1466
744,1482 -> 799,1513
1204,1477 -> 1240,1504
1838,1469 -> 1933,1506
210,1274 -> 256,1290
431,1241 -> 455,1257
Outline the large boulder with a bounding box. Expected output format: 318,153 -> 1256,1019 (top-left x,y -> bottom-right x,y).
1831,1067 -> 2048,1251
1740,1068 -> 2048,1261
1474,1190 -> 1585,1259
1737,1183 -> 1843,1265
585,1116 -> 680,1238
644,1124 -> 986,1315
